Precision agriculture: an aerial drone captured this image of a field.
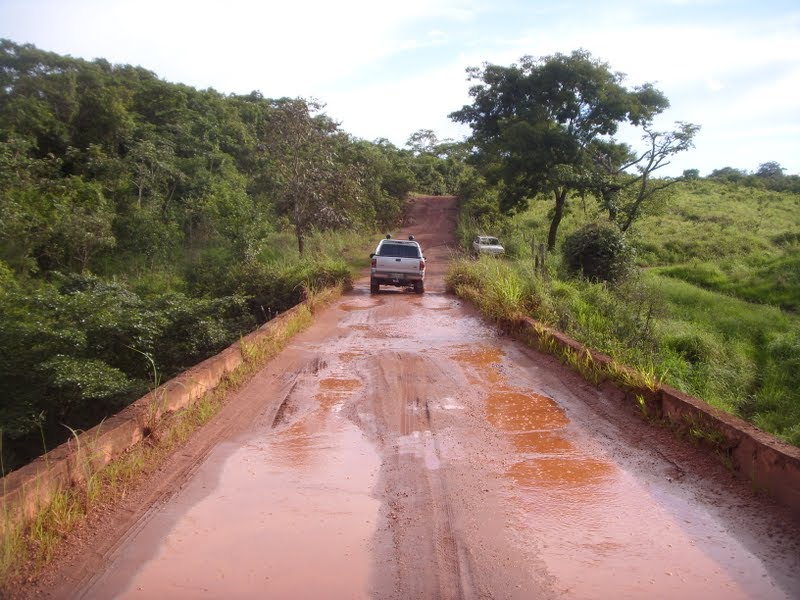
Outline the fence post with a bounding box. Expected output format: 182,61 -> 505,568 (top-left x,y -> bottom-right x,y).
536,243 -> 547,277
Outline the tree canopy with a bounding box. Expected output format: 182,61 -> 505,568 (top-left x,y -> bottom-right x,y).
0,38 -> 468,471
450,49 -> 675,248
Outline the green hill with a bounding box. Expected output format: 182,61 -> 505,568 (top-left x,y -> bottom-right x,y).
452,178 -> 800,446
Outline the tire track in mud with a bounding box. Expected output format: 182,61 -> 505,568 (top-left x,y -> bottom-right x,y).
364,353 -> 476,599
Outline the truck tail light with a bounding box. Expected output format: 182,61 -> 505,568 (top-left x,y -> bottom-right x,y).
371,258 -> 377,268
419,260 -> 426,271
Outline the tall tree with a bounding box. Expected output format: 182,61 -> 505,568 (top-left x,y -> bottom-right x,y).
755,161 -> 785,179
590,121 -> 699,231
450,49 -> 670,249
265,98 -> 360,254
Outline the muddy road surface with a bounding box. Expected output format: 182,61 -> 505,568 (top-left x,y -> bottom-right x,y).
46,196 -> 799,599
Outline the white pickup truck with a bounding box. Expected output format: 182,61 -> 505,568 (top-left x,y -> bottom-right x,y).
472,235 -> 504,256
370,236 -> 426,294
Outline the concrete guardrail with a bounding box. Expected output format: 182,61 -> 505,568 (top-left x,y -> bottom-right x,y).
0,303 -> 308,528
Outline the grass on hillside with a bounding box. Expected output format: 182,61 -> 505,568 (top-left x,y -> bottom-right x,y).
505,180 -> 800,266
447,257 -> 800,447
451,179 -> 800,447
651,256 -> 800,312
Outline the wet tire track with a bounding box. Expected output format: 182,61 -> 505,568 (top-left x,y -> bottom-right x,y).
364,353 -> 477,599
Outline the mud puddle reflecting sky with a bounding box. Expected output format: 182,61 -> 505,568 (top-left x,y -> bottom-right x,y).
453,342 -> 792,599
86,375 -> 380,599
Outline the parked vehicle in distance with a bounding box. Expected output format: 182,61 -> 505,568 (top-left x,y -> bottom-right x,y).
472,236 -> 504,256
370,235 -> 425,294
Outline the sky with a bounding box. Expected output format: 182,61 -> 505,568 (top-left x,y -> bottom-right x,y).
1,0 -> 798,177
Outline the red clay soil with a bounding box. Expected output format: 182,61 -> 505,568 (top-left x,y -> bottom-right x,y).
19,196 -> 800,599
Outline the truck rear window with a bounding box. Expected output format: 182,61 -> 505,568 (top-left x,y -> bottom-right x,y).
378,244 -> 421,258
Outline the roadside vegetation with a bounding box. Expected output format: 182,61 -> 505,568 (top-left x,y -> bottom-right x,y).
449,50 -> 799,447
0,39 -> 474,472
451,177 -> 800,447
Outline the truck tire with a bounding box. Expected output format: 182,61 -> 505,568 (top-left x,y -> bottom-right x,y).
414,280 -> 424,294
370,279 -> 379,294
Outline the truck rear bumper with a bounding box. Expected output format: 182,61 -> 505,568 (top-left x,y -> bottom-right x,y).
371,272 -> 423,285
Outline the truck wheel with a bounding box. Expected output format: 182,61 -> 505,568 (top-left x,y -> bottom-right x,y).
414,280 -> 424,294
370,279 -> 379,294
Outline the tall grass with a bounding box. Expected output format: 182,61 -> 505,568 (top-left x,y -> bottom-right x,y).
654,255 -> 800,312
449,179 -> 800,447
646,272 -> 800,441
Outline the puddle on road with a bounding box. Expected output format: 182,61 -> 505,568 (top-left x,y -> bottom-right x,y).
319,377 -> 362,392
315,392 -> 344,411
508,457 -> 615,488
453,345 -> 504,385
338,351 -> 365,362
505,464 -> 783,599
98,392 -> 381,599
419,295 -> 453,311
509,431 -> 574,454
316,378 -> 363,411
486,390 -> 570,432
449,341 -> 788,598
340,300 -> 383,312
473,357 -> 790,599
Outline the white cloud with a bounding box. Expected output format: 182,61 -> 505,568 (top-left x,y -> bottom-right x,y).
322,59 -> 473,146
1,0 -> 479,94
1,0 -> 798,174
723,67 -> 800,119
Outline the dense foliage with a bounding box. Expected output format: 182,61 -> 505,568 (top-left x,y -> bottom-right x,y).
450,50 -> 697,250
708,162 -> 800,194
0,40 -> 468,471
562,221 -> 633,283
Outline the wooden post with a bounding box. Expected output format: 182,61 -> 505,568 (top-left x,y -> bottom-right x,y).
536,243 -> 547,277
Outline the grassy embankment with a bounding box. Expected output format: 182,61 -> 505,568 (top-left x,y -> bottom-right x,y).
449,179 -> 800,446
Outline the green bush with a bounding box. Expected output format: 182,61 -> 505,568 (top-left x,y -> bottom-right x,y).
562,221 -> 633,283
0,273 -> 257,471
663,329 -> 722,365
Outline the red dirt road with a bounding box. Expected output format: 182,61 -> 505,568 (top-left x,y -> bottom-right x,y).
43,196 -> 800,599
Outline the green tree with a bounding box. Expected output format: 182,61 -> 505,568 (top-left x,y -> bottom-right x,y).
563,221 -> 634,283
755,161 -> 785,181
450,49 -> 670,249
265,98 -> 361,254
0,136 -> 62,272
709,166 -> 747,182
125,136 -> 180,209
344,139 -> 414,228
406,129 -> 440,156
590,122 -> 699,231
0,39 -> 79,156
46,176 -> 117,271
